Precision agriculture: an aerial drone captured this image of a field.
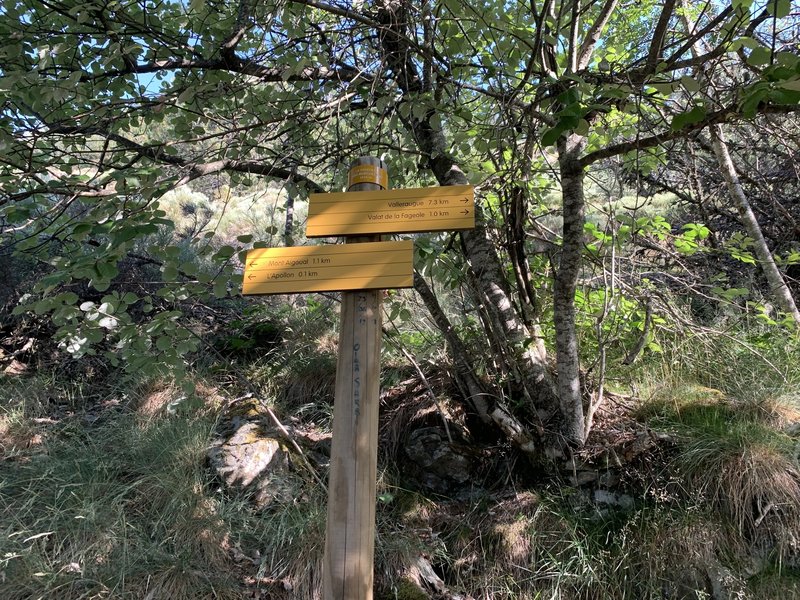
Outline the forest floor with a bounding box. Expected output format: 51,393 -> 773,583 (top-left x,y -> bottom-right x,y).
2,329 -> 800,600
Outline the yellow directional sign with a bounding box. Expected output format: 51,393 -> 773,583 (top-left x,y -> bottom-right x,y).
242,240 -> 413,295
306,185 -> 474,237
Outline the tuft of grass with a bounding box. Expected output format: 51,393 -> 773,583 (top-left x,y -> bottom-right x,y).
608,508 -> 749,599
747,567 -> 800,599
251,489 -> 327,599
0,366 -> 345,599
0,409 -> 242,599
637,382 -> 800,565
641,328 -> 800,402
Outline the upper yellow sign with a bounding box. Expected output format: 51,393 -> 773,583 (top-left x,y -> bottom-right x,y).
242,240 -> 413,295
306,185 -> 474,237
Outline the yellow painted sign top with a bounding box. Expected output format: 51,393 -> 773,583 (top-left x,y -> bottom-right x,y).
242,240 -> 413,295
348,164 -> 388,190
307,185 -> 474,237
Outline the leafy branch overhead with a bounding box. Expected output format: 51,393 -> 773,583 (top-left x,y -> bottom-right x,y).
1,0 -> 798,449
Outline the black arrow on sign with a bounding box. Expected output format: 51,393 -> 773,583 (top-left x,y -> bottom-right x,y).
461,209 -> 470,215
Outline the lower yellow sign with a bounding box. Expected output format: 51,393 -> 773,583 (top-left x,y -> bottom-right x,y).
242,240 -> 413,295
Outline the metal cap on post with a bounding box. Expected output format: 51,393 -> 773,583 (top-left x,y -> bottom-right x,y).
347,156 -> 388,192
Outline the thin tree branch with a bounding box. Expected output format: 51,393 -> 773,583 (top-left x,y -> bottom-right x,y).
576,0 -> 619,71
645,0 -> 677,72
579,104 -> 800,168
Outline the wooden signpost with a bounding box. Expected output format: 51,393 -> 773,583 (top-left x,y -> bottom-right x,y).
241,157 -> 474,600
322,158 -> 386,600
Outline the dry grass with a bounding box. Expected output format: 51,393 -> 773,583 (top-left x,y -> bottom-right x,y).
0,410 -> 44,456
386,491 -> 610,599
2,333 -> 799,600
128,378 -> 225,424
636,381 -> 800,577
0,386 -> 257,599
616,511 -> 748,599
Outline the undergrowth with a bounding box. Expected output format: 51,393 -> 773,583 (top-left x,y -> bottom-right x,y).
1,323 -> 800,599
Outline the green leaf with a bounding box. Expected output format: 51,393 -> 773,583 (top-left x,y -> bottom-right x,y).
112,226 -> 140,245
649,82 -> 675,95
770,0 -> 790,18
647,340 -> 663,353
72,223 -> 93,238
747,46 -> 772,67
85,328 -> 104,343
741,85 -> 770,117
33,299 -> 55,315
540,126 -> 562,147
712,286 -> 750,301
163,264 -> 179,281
682,223 -> 710,240
214,245 -> 236,260
178,87 -> 195,104
213,279 -> 228,298
729,248 -> 756,264
574,118 -> 590,137
96,261 -> 119,280
179,262 -> 198,276
670,106 -> 707,131
541,115 -> 580,146
680,76 -> 701,93
779,79 -> 800,92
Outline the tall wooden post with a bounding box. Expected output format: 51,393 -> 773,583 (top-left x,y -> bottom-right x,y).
323,157 -> 387,600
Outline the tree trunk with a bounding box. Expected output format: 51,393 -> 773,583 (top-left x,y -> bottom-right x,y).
413,272 -> 489,419
554,133 -> 588,446
376,0 -> 560,423
413,272 -> 544,462
678,1 -> 800,326
710,125 -> 800,325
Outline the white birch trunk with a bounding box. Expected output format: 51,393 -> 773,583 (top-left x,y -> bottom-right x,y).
554,133 -> 588,446
710,125 -> 800,324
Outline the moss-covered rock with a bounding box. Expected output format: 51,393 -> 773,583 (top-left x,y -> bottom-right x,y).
377,578 -> 431,600
207,421 -> 294,508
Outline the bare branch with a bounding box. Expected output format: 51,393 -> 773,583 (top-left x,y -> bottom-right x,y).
576,0 -> 619,71
580,104 -> 800,168
645,0 -> 677,73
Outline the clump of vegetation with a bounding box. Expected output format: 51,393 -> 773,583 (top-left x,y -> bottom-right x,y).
636,382 -> 800,565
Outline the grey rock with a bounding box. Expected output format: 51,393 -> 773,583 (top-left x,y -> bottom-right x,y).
568,470 -> 598,486
208,422 -> 293,507
593,489 -> 634,509
404,427 -> 476,494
